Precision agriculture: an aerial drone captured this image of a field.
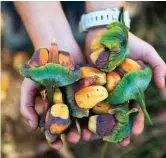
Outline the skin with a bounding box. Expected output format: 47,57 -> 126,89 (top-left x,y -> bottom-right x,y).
14,1 -> 166,150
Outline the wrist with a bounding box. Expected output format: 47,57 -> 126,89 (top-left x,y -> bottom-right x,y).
86,1 -> 125,13
80,3 -> 129,33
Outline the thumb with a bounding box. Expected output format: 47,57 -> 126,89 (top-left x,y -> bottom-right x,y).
153,63 -> 166,89
21,78 -> 39,130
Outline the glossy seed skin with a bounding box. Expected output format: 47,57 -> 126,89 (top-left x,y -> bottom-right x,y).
106,71 -> 121,92
53,88 -> 63,104
90,29 -> 107,51
44,104 -> 71,143
28,48 -> 48,67
92,101 -> 111,114
80,66 -> 106,85
75,86 -> 108,109
65,77 -> 95,118
59,50 -> 75,71
90,47 -> 109,69
88,114 -> 116,137
119,58 -> 141,72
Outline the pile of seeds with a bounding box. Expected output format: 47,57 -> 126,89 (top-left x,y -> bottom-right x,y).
19,17 -> 152,144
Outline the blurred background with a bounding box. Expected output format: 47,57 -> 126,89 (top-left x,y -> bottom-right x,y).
1,1 -> 166,158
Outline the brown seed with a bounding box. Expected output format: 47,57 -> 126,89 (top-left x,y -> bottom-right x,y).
75,86 -> 108,109
65,78 -> 95,118
77,77 -> 96,91
45,104 -> 71,135
92,101 -> 111,114
28,48 -> 48,67
90,48 -> 105,64
115,67 -> 126,78
106,71 -> 121,92
45,130 -> 58,143
90,29 -> 107,51
88,114 -> 116,137
90,48 -> 110,69
119,58 -> 141,73
58,50 -> 75,70
80,66 -> 106,85
53,88 -> 64,104
95,49 -> 110,69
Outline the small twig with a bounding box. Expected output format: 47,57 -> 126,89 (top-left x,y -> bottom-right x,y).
75,119 -> 81,134
40,89 -> 50,111
58,134 -> 74,158
99,142 -> 108,158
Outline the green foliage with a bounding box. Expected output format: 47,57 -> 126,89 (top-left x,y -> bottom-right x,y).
106,65 -> 152,124
103,104 -> 138,143
19,63 -> 81,104
19,63 -> 81,87
65,84 -> 89,118
100,22 -> 129,71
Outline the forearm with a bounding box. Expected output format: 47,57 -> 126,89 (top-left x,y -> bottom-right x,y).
14,1 -> 84,64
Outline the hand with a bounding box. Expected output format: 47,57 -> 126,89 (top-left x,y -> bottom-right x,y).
17,1 -> 166,149
20,50 -> 92,150
16,1 -> 93,150
85,29 -> 166,146
120,32 -> 166,146
128,32 -> 166,89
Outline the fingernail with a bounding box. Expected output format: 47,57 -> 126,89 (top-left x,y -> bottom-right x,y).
82,129 -> 92,141
121,140 -> 129,147
67,132 -> 80,143
28,120 -> 33,129
123,140 -> 129,146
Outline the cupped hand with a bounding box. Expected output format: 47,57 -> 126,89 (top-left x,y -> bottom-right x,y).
20,27 -> 166,150
86,29 -> 166,146
120,32 -> 166,146
20,47 -> 92,150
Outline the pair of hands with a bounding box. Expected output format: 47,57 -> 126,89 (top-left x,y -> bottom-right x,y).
21,28 -> 166,150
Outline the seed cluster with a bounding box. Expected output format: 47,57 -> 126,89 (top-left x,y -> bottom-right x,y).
19,20 -> 152,144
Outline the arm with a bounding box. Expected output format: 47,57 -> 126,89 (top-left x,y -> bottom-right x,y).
14,1 -> 84,64
85,1 -> 166,146
14,1 -> 85,150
